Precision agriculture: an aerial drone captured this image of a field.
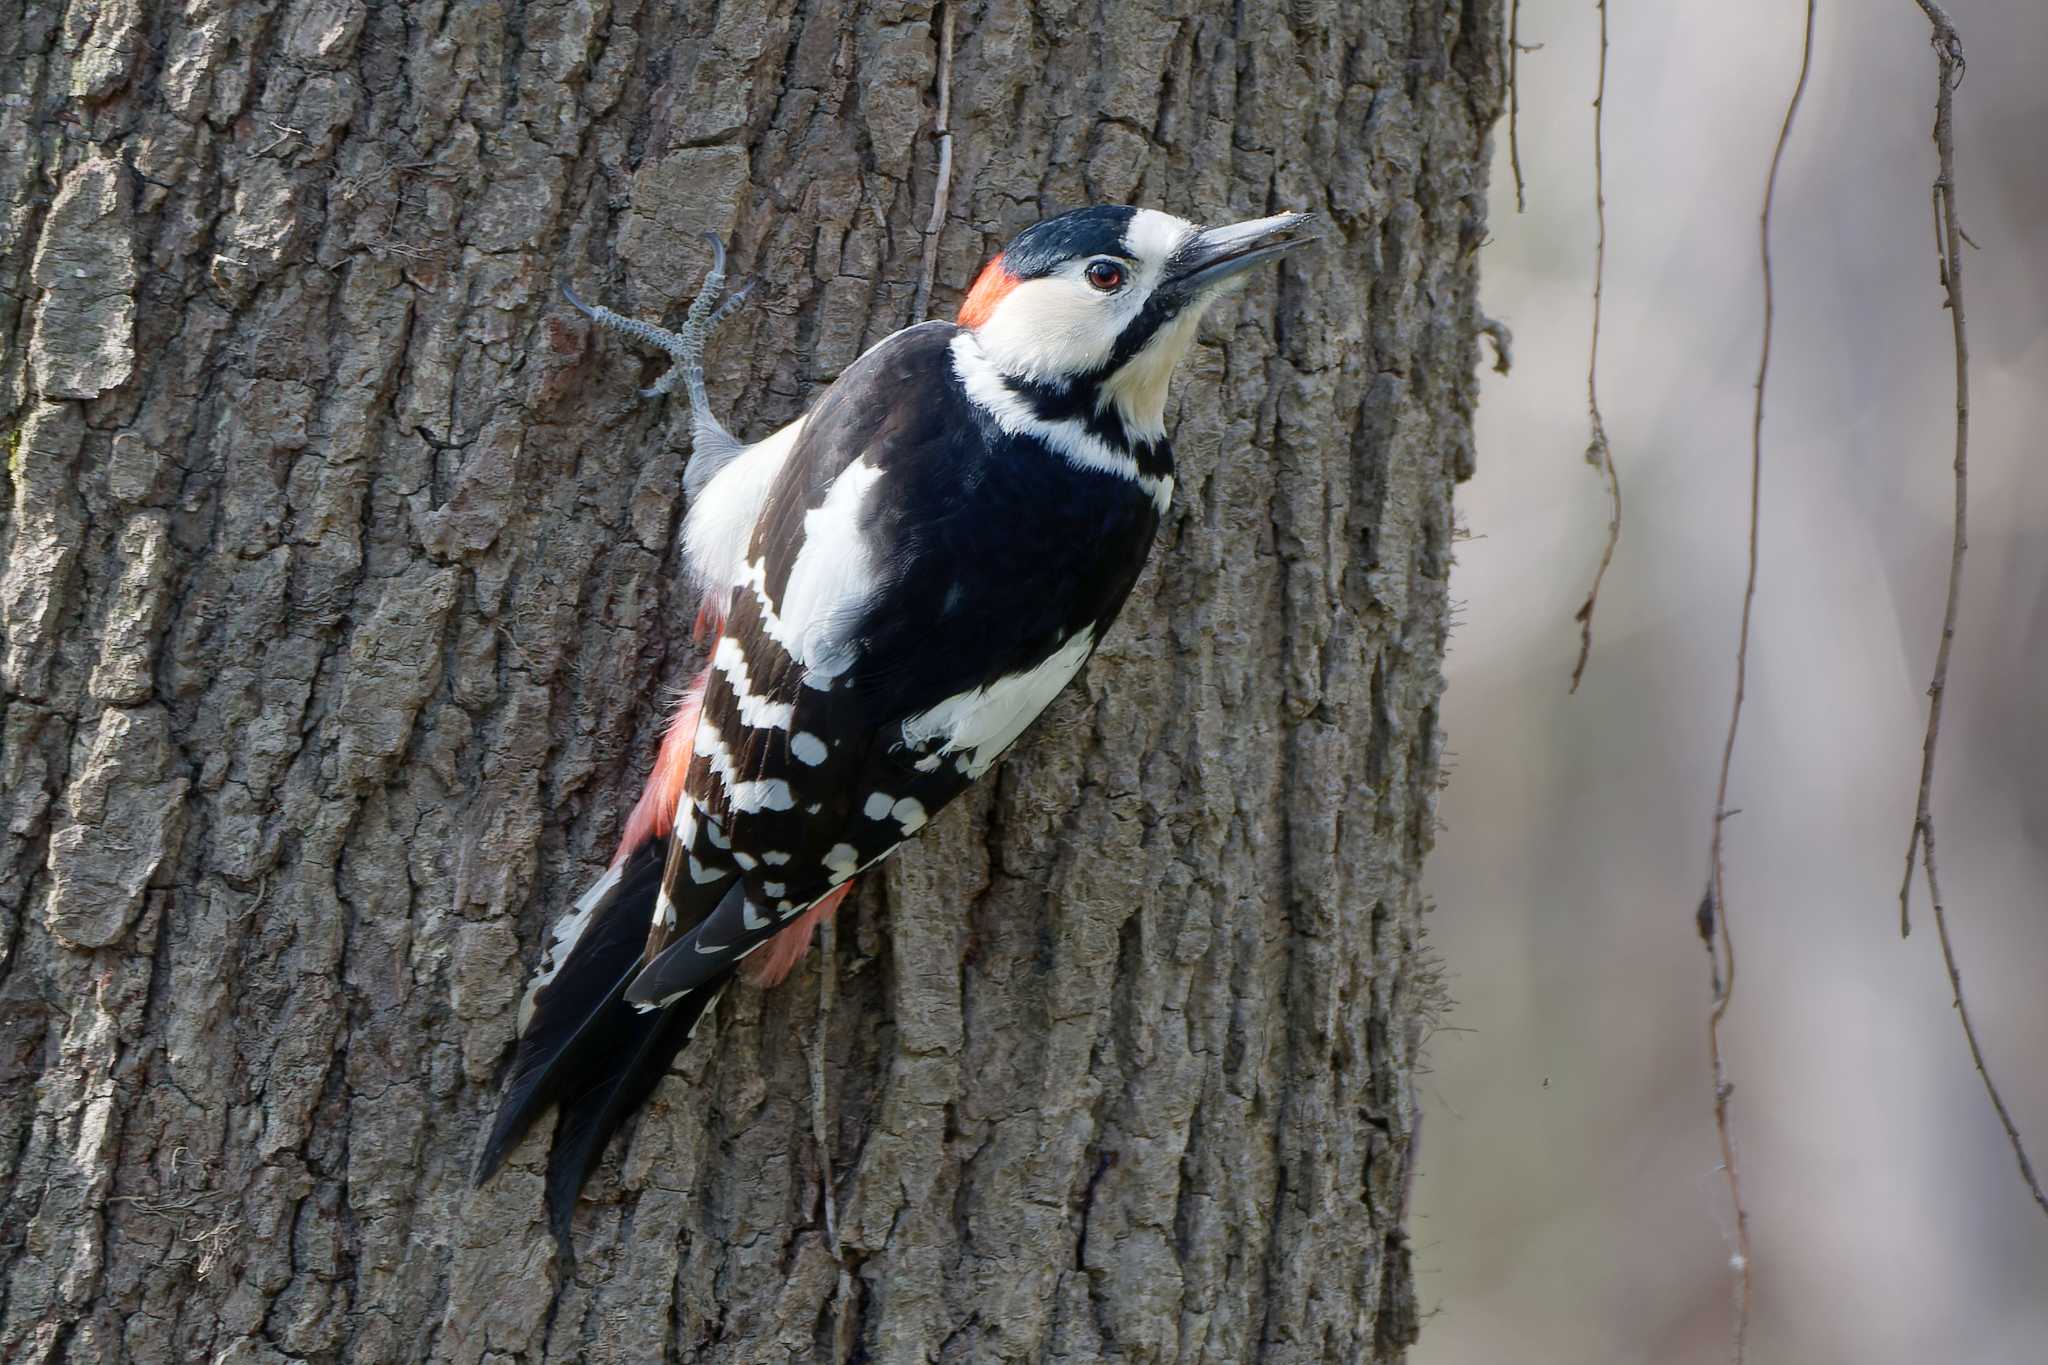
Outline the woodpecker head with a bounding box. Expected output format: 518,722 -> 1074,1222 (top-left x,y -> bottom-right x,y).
958,205 -> 1314,436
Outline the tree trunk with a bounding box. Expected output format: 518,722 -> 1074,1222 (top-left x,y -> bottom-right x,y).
0,1 -> 1496,1360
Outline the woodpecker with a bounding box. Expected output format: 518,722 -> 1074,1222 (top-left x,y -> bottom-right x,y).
478,205 -> 1314,1239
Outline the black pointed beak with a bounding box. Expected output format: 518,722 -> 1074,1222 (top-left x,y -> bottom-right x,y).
1168,212 -> 1317,294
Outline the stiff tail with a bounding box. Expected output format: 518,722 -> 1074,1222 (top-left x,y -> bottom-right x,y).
475,839 -> 667,1186
475,838 -> 732,1246
541,981 -> 723,1249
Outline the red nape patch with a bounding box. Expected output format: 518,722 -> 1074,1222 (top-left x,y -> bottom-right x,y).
956,254 -> 1019,329
613,666 -> 711,864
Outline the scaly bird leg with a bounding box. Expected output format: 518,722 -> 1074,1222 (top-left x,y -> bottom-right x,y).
560,233 -> 752,484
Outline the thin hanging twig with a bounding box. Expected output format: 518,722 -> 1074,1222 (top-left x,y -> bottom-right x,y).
811,917 -> 858,1350
1898,0 -> 2048,1221
1698,5 -> 1816,1358
912,3 -> 958,322
1508,0 -> 1527,213
1570,0 -> 1621,694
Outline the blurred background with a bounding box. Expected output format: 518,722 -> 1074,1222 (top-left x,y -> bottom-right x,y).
1412,1 -> 2048,1361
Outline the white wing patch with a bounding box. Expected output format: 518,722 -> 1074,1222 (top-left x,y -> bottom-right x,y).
750,456 -> 887,688
900,630 -> 1098,779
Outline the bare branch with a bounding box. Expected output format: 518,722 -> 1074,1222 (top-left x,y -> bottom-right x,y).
1569,0 -> 1621,694
1899,0 -> 2048,1222
913,3 -> 959,322
1700,3 -> 1817,1356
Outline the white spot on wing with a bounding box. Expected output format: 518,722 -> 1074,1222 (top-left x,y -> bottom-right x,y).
690,854 -> 724,884
762,850 -> 791,866
791,731 -> 828,765
823,844 -> 860,882
743,900 -> 769,930
762,881 -> 786,898
729,778 -> 794,813
891,796 -> 928,834
733,850 -> 758,870
693,720 -> 795,814
862,791 -> 894,821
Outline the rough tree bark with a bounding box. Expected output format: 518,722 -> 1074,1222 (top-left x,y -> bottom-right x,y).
0,1 -> 1497,1360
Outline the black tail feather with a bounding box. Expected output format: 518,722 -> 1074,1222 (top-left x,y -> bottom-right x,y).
542,980 -> 725,1250
475,840 -> 667,1186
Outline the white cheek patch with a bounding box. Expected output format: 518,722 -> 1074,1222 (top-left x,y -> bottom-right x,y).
971,276 -> 1119,380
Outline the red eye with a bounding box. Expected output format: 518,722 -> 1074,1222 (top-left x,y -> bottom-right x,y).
1085,260 -> 1124,291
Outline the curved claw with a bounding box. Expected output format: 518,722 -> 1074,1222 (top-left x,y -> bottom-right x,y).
558,278 -> 600,321
558,239 -> 748,454
709,279 -> 754,327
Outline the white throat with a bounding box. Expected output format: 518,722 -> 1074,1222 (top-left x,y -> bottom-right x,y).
1098,304 -> 1210,441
